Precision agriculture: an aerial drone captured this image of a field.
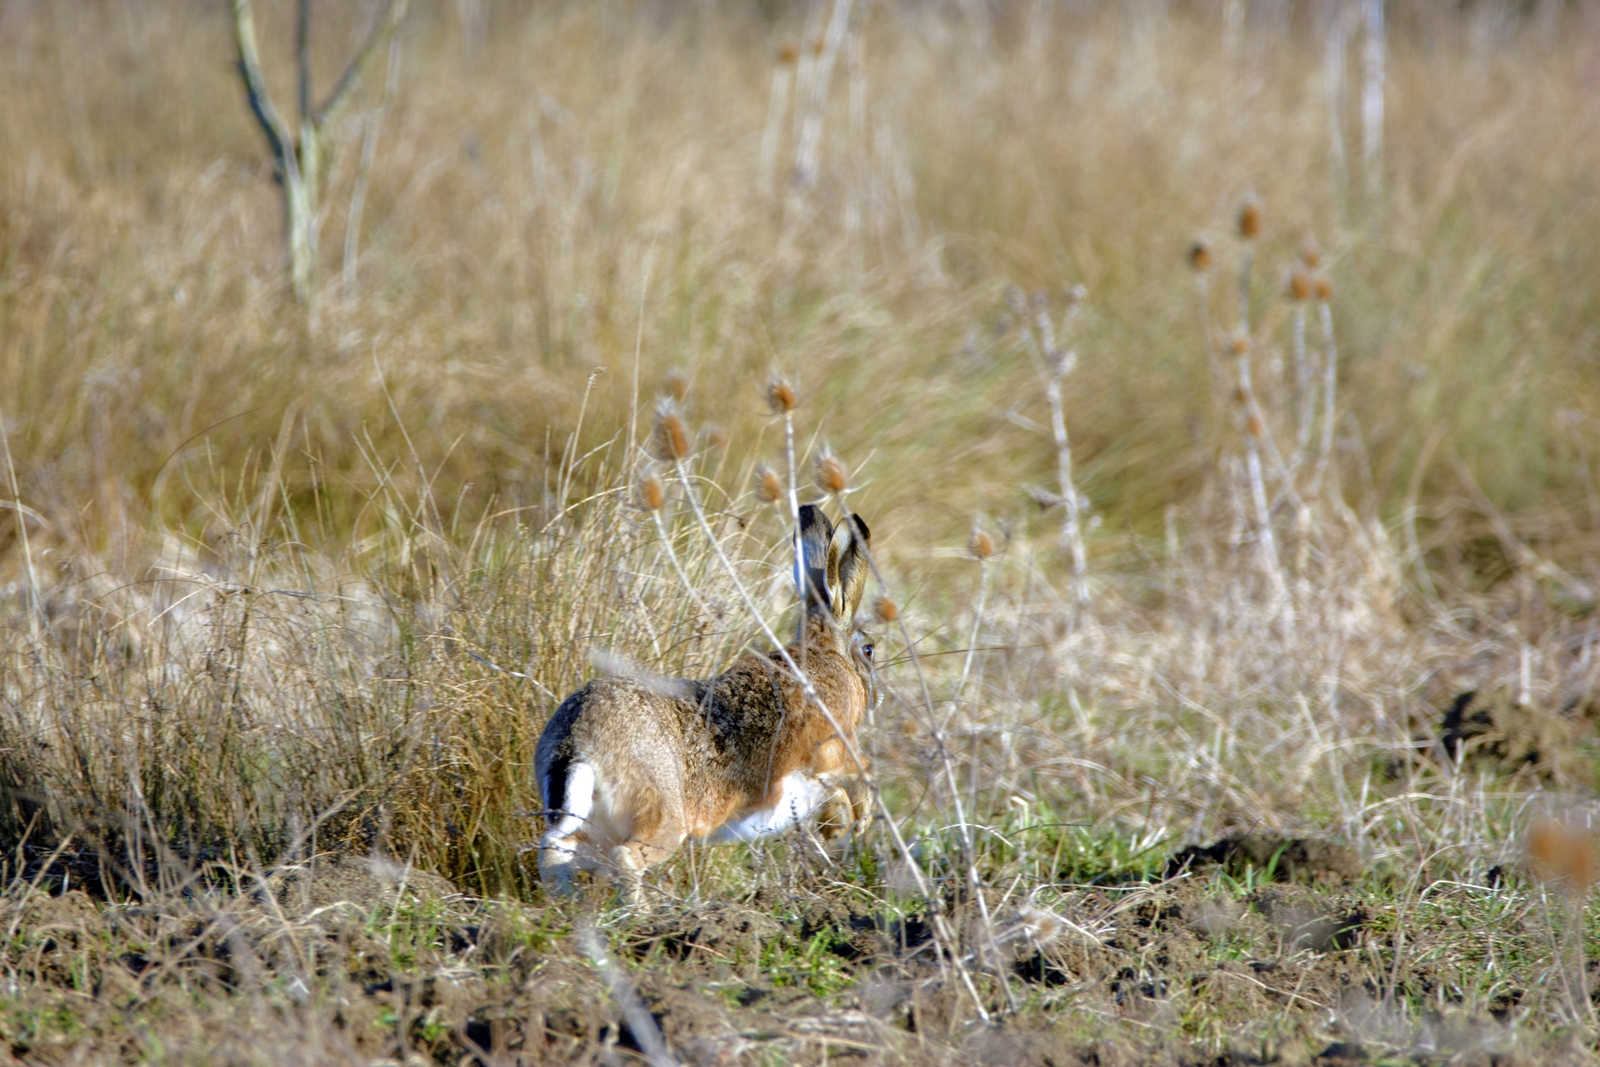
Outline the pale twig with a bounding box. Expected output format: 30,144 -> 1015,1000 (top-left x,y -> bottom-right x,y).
577,922 -> 681,1067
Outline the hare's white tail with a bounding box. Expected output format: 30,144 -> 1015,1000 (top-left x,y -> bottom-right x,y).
544,760 -> 595,840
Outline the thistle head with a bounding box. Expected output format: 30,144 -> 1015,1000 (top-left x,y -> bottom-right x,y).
756,465 -> 784,504
1314,272 -> 1333,301
766,376 -> 797,414
663,369 -> 689,402
703,423 -> 728,450
1528,817 -> 1599,892
648,403 -> 691,462
1230,330 -> 1251,356
1288,269 -> 1312,302
815,452 -> 849,495
777,43 -> 799,65
1188,240 -> 1212,272
1298,238 -> 1321,269
1237,198 -> 1262,241
873,595 -> 898,623
639,474 -> 665,510
968,526 -> 995,561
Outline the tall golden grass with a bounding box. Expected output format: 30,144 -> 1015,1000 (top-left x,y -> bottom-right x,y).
0,0 -> 1597,907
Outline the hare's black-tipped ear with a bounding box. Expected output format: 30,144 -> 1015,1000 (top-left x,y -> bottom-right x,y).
828,514 -> 871,623
798,504 -> 834,617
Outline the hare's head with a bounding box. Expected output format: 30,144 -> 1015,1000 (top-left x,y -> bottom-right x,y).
797,505 -> 874,671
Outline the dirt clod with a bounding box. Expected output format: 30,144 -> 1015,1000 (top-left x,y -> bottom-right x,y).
1167,835 -> 1362,884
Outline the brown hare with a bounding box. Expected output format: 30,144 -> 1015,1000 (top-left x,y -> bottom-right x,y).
534,504 -> 876,902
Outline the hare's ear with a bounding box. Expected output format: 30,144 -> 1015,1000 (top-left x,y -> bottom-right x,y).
798,504 -> 834,617
828,514 -> 871,623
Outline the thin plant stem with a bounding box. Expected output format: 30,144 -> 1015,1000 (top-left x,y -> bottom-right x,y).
1311,299 -> 1339,497
955,559 -> 988,703
342,35 -> 402,301
678,459 -> 989,1017
1294,304 -> 1312,454
784,409 -> 804,647
0,416 -> 39,645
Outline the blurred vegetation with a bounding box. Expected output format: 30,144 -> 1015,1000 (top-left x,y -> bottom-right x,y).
1,2 -> 1600,1061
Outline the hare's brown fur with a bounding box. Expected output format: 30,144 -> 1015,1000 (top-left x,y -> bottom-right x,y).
534,506 -> 873,900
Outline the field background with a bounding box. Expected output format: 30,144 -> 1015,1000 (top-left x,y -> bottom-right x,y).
2,1 -> 1600,1064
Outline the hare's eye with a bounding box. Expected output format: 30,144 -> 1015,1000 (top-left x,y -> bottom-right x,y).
859,643 -> 873,663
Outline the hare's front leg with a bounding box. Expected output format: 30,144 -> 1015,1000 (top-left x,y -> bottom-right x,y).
816,773 -> 874,840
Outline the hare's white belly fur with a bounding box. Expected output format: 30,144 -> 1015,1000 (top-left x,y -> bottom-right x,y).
704,772 -> 830,843
541,760 -> 828,861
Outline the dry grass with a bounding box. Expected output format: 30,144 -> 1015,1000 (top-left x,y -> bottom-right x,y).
2,1 -> 1600,1063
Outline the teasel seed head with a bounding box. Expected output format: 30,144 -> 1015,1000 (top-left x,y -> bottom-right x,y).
639,474 -> 665,510
756,465 -> 784,504
815,453 -> 849,495
1230,330 -> 1251,356
664,369 -> 689,402
1234,385 -> 1252,406
969,527 -> 995,561
1314,272 -> 1333,301
1528,818 -> 1599,891
873,595 -> 899,623
777,43 -> 799,65
1245,414 -> 1264,438
1288,269 -> 1312,302
1237,198 -> 1262,240
1299,238 -> 1321,268
649,404 -> 691,462
766,376 -> 797,414
703,423 -> 728,450
812,35 -> 825,56
1188,240 -> 1212,272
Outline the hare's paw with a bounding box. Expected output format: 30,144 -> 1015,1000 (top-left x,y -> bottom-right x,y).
816,785 -> 855,840
816,775 -> 874,840
846,776 -> 875,833
538,834 -> 581,896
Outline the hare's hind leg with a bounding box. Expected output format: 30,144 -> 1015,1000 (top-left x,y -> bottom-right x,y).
604,793 -> 686,907
539,761 -> 596,896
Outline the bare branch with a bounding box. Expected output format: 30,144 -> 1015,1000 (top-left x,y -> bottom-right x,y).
228,0 -> 295,177
313,0 -> 411,130
296,0 -> 312,124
